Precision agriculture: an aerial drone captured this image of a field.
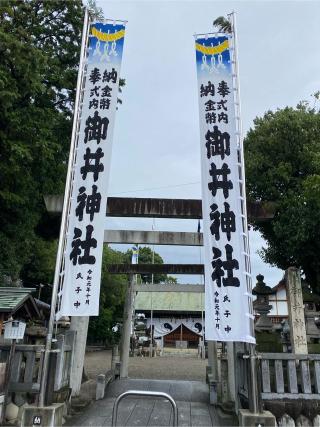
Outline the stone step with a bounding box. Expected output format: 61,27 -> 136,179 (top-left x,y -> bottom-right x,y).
69,397 -> 92,415
105,378 -> 210,403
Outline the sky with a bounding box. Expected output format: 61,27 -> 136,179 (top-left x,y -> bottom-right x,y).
95,0 -> 320,287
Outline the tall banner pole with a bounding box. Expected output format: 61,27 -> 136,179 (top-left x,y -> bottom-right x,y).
194,25 -> 255,344
228,11 -> 260,412
227,11 -> 255,340
38,8 -> 90,407
39,9 -> 127,405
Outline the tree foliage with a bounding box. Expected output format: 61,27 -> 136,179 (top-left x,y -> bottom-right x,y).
0,0 -> 84,282
88,246 -> 127,344
124,246 -> 177,284
0,0 -> 126,286
245,103 -> 320,291
87,0 -> 103,19
213,16 -> 232,34
88,245 -> 173,344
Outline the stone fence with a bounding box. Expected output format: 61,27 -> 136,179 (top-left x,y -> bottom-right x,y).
260,353 -> 320,425
261,353 -> 320,399
236,350 -> 320,424
0,331 -> 75,409
0,344 -> 44,395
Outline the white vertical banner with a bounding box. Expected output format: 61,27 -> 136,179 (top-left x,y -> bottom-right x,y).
131,246 -> 139,264
195,33 -> 255,343
56,20 -> 126,318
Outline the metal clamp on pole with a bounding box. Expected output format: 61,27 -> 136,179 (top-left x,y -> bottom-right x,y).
111,390 -> 178,426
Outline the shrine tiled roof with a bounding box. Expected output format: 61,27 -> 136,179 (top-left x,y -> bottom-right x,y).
0,287 -> 37,313
134,285 -> 204,312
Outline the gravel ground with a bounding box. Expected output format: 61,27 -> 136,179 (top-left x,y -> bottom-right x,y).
84,349 -> 207,382
84,349 -> 112,379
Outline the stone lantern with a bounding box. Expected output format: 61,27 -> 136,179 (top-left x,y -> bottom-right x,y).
252,274 -> 274,331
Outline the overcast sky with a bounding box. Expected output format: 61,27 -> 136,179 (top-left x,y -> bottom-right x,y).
95,0 -> 320,287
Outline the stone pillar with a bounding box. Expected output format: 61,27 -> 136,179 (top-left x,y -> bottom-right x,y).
226,342 -> 236,402
69,316 -> 89,396
111,345 -> 120,372
207,341 -> 218,380
207,341 -> 219,405
120,275 -> 134,378
286,267 -> 308,354
95,374 -> 106,400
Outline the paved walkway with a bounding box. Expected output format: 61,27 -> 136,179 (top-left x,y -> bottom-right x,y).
72,352 -> 237,426
67,379 -> 234,426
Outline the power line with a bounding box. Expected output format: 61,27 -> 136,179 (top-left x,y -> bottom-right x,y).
109,180 -> 201,196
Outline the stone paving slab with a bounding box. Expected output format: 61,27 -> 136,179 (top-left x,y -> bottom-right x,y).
190,414 -> 213,427
116,399 -> 137,426
177,402 -> 190,427
125,399 -> 156,426
66,398 -> 218,426
148,400 -> 172,426
66,379 -> 237,426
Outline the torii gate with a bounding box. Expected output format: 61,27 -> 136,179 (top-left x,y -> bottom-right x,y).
45,194 -> 274,403
38,9 -> 277,425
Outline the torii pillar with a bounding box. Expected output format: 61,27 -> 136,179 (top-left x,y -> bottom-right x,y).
69,316 -> 89,396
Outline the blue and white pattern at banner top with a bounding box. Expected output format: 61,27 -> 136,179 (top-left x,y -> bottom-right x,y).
195,34 -> 254,343
56,21 -> 126,318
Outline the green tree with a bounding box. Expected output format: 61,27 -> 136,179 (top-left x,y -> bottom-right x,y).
213,16 -> 232,33
0,0 -> 84,283
124,246 -> 175,284
87,0 -> 103,19
0,0 -> 126,287
88,245 -> 127,344
245,103 -> 320,291
20,238 -> 57,301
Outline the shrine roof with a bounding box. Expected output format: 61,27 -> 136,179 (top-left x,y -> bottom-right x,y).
134,288 -> 204,312
0,287 -> 40,318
